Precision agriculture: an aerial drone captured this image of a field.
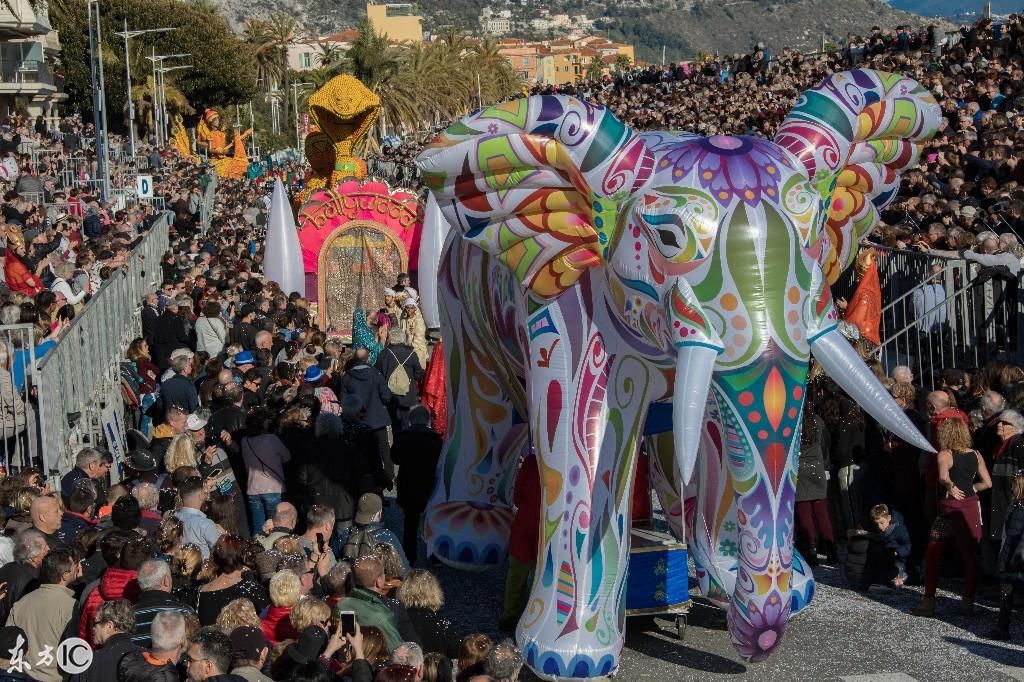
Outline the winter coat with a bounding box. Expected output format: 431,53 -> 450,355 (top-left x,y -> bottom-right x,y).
69,632 -> 140,682
508,454 -> 542,564
991,435 -> 1024,541
296,416 -> 368,523
152,310 -> 193,370
57,510 -> 97,545
116,650 -> 180,682
406,606 -> 460,660
79,567 -> 140,643
881,510 -> 912,560
260,604 -> 298,644
374,343 -> 424,409
0,561 -> 37,625
796,415 -> 830,502
5,583 -> 76,682
997,501 -> 1024,584
195,314 -> 227,357
340,364 -> 392,430
392,426 -> 442,515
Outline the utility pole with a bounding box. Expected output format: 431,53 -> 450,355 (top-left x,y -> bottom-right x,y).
87,0 -> 110,200
291,82 -> 312,154
115,23 -> 175,158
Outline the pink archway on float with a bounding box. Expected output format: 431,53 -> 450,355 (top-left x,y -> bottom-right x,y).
297,179 -> 424,335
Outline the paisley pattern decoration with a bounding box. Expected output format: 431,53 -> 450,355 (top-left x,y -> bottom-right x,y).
416,70 -> 938,680
775,69 -> 941,283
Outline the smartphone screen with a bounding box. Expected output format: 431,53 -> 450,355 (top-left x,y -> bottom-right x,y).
340,611 -> 356,636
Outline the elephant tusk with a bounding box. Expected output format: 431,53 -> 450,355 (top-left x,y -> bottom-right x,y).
811,329 -> 935,453
674,344 -> 720,485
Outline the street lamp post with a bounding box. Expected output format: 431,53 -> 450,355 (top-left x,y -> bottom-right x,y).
114,22 -> 175,158
86,0 -> 110,200
156,64 -> 192,143
144,52 -> 189,147
291,82 -> 312,156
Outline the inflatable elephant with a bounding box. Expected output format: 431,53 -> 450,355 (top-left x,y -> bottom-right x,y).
415,70 -> 940,680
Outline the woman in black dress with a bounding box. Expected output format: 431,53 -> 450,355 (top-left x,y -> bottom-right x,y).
196,534 -> 269,624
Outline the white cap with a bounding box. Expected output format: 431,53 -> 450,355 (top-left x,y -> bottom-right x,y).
186,413 -> 207,431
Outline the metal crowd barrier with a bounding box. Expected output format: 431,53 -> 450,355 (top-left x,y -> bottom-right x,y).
35,210 -> 173,475
848,243 -> 1024,389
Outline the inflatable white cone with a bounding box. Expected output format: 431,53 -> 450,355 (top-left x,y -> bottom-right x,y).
418,192 -> 453,329
264,178 -> 305,296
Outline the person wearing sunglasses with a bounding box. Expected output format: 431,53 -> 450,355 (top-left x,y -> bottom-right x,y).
990,410 -> 1024,557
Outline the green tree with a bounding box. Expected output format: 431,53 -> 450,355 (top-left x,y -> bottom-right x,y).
584,56 -> 604,82
49,0 -> 257,126
243,18 -> 281,94
315,42 -> 343,69
266,13 -> 300,134
614,54 -> 632,72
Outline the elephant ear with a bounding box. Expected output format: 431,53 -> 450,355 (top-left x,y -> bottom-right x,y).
774,69 -> 941,283
416,96 -> 655,299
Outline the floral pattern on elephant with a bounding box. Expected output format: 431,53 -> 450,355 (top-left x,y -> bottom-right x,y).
416,69 -> 939,681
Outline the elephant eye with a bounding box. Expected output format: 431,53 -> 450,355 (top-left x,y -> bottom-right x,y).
656,228 -> 681,250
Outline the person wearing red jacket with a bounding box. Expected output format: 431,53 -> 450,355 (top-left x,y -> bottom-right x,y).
260,570 -> 301,644
500,451 -> 540,634
79,533 -> 146,644
3,226 -> 44,296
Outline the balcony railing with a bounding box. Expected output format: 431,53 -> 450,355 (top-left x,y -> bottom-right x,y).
0,60 -> 54,86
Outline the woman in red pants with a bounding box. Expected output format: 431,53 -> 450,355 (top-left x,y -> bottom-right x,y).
910,418 -> 992,617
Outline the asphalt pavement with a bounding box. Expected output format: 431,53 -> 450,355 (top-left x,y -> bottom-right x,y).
382,498 -> 1024,681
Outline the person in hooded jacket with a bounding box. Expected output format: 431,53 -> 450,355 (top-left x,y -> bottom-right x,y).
340,348 -> 393,489
79,532 -> 147,644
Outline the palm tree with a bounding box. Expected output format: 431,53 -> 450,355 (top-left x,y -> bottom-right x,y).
585,56 -> 604,83
244,18 -> 280,94
267,13 -> 299,131
315,42 -> 342,69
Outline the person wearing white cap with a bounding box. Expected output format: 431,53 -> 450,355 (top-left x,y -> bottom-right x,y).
383,287 -> 401,324
399,299 -> 428,367
187,411 -> 248,536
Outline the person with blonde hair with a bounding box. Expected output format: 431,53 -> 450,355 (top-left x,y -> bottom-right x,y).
261,569 -> 301,644
398,569 -> 460,659
989,470 -> 1024,640
911,418 -> 992,617
164,432 -> 199,472
289,595 -> 331,633
215,597 -> 262,633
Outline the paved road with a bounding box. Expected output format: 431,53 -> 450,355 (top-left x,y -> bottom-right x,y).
383,500 -> 1024,681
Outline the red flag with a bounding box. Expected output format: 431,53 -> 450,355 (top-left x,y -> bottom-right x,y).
844,260 -> 881,345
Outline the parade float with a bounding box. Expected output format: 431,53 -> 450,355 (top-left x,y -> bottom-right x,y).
413,69 -> 940,680
295,75 -> 424,337
195,108 -> 253,179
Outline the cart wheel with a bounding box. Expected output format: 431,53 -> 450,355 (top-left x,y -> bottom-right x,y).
675,614 -> 687,641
